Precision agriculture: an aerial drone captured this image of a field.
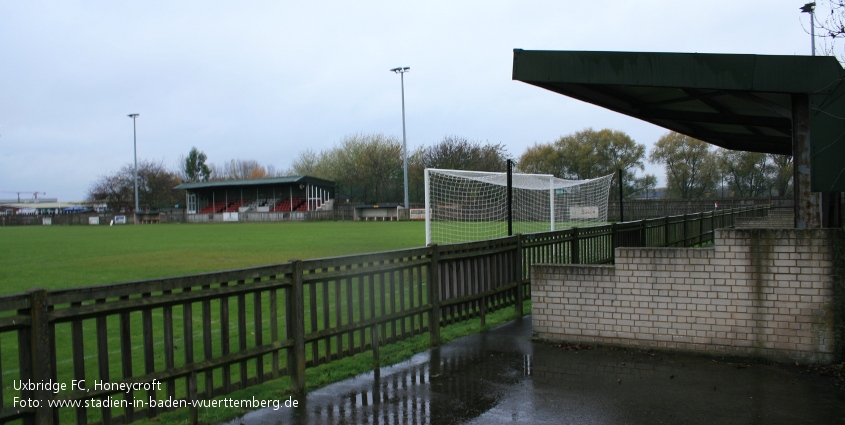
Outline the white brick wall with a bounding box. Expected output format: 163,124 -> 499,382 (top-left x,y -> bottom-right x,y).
532,229 -> 843,363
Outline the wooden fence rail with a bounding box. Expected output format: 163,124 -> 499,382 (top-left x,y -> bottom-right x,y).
0,205 -> 769,425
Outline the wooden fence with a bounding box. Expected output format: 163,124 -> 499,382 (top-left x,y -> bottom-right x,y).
0,205 -> 769,425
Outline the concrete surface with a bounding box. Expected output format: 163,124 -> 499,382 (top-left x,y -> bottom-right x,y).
221,316 -> 844,424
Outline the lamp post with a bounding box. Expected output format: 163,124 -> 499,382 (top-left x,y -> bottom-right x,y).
801,2 -> 816,56
390,67 -> 410,210
128,113 -> 140,223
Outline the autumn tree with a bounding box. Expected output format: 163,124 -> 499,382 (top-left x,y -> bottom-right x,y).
649,132 -> 719,199
212,159 -> 268,180
87,160 -> 183,212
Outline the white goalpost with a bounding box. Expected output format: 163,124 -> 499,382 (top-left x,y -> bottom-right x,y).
425,168 -> 614,245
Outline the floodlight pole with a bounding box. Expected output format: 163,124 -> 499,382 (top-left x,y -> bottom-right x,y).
128,113 -> 140,224
801,2 -> 816,56
391,67 -> 410,210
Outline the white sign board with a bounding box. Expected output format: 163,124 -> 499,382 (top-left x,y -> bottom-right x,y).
88,217 -> 100,225
409,208 -> 426,221
570,206 -> 599,219
223,212 -> 239,222
42,217 -> 52,226
115,216 -> 127,224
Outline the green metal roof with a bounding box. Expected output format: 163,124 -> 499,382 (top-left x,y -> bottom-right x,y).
174,175 -> 335,191
512,50 -> 845,191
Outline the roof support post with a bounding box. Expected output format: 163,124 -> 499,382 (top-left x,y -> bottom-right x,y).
792,93 -> 821,229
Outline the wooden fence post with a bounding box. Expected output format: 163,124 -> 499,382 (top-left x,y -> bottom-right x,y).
428,245 -> 441,347
188,372 -> 198,425
682,214 -> 688,247
288,259 -> 306,395
514,235 -> 524,317
571,228 -> 580,265
664,216 -> 670,247
371,324 -> 380,377
639,219 -> 647,246
28,288 -> 54,425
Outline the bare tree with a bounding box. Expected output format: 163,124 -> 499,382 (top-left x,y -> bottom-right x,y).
88,160 -> 182,212
214,159 -> 268,180
408,136 -> 509,203
803,1 -> 845,61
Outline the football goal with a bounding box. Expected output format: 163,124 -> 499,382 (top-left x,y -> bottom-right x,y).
425,168 -> 613,244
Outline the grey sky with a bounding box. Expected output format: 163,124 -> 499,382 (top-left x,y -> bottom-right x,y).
0,1 -> 818,202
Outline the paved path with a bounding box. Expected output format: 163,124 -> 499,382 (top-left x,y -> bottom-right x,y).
222,316 -> 844,424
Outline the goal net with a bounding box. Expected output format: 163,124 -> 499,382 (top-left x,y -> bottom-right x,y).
425,168 -> 614,245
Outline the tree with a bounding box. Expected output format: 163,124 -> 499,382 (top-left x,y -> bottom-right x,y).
804,1 -> 845,62
407,136 -> 509,203
768,154 -> 793,197
514,143 -> 562,176
87,160 -> 183,211
649,132 -> 719,199
291,133 -> 403,203
214,159 -> 268,180
518,128 -> 646,197
291,149 -> 323,175
182,147 -> 211,182
292,134 -> 508,204
631,174 -> 658,199
717,149 -> 771,198
415,136 -> 508,171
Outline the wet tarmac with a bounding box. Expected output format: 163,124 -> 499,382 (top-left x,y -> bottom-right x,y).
222,316 -> 845,424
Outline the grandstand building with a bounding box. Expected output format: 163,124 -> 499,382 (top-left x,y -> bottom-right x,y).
174,176 -> 335,223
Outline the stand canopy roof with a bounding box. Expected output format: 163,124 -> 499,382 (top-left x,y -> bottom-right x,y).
512,50 -> 845,191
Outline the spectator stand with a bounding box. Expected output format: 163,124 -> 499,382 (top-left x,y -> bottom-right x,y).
174,176 -> 336,223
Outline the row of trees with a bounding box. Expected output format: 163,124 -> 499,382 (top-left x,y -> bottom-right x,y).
87,148 -> 286,211
518,129 -> 793,200
649,132 -> 792,199
291,134 -> 509,204
87,129 -> 794,211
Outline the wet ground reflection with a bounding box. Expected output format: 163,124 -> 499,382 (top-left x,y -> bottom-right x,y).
222,317 -> 844,425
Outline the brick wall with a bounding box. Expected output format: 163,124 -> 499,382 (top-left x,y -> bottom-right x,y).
532,228 -> 845,363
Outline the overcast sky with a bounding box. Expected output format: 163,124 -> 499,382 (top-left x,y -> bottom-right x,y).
0,1 -> 822,202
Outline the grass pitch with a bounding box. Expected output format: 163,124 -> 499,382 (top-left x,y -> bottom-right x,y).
0,221 -> 531,425
0,221 -> 426,294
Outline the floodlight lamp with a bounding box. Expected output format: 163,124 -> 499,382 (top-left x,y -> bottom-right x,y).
128,113 -> 139,118
801,2 -> 815,13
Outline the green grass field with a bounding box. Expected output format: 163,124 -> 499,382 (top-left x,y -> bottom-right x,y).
0,221 -> 427,294
0,221 -> 531,425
